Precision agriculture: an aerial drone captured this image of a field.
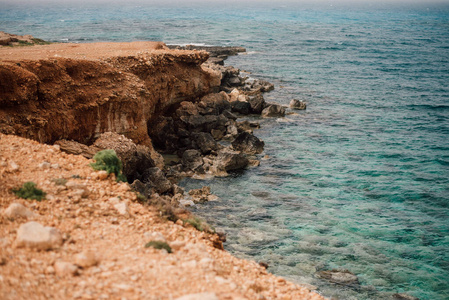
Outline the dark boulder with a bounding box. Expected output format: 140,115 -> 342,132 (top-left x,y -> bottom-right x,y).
215,149 -> 249,172
198,92 -> 231,115
192,132 -> 219,154
93,132 -> 157,182
231,100 -> 251,115
142,167 -> 173,195
248,93 -> 266,114
261,104 -> 286,118
182,149 -> 204,171
131,179 -> 152,199
232,132 -> 264,155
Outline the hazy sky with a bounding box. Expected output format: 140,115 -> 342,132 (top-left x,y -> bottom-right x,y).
2,0 -> 449,3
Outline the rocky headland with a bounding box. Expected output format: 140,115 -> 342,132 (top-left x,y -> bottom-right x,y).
0,36 -> 318,300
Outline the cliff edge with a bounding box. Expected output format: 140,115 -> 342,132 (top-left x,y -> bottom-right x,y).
0,42 -> 221,146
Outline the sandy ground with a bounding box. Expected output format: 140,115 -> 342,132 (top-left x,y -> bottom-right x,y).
0,41 -> 190,62
0,133 -> 326,300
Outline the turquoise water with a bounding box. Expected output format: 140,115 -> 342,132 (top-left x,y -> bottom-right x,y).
1,1 -> 449,299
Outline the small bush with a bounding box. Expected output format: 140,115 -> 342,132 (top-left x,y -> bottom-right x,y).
144,241 -> 172,253
13,182 -> 46,201
184,216 -> 215,233
90,149 -> 126,182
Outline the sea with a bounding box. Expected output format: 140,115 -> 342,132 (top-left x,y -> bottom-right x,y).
1,1 -> 448,299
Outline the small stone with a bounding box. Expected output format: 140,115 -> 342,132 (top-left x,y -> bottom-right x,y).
72,189 -> 88,198
144,232 -> 166,243
170,240 -> 186,251
9,160 -> 19,171
15,221 -> 63,250
74,251 -> 99,268
39,162 -> 51,169
3,203 -> 37,219
45,266 -> 55,274
114,202 -> 129,216
54,261 -> 78,277
51,164 -> 60,169
175,219 -> 184,226
97,170 -> 108,180
175,293 -> 219,300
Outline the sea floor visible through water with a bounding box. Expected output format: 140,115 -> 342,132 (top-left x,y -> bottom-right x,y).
1,1 -> 448,299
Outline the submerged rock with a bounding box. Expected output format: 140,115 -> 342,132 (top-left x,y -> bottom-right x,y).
315,269 -> 359,286
289,99 -> 307,110
393,293 -> 420,300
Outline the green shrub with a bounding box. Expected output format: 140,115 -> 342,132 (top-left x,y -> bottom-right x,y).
144,241 -> 172,253
90,149 -> 126,182
13,182 -> 46,201
184,216 -> 215,233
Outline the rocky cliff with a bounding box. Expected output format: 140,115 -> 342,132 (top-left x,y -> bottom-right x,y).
0,42 -> 221,146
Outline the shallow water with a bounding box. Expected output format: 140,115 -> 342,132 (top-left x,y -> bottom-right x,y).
1,1 -> 449,299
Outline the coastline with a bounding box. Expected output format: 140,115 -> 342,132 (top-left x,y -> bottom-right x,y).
0,38 -> 324,300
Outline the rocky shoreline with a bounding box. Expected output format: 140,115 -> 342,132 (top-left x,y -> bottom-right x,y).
0,37 -> 321,300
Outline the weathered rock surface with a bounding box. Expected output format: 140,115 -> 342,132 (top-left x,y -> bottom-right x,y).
15,221 -> 63,250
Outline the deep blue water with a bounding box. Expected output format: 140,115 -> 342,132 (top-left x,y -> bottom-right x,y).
1,1 -> 449,299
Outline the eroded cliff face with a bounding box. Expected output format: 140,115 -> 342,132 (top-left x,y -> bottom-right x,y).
0,42 -> 221,146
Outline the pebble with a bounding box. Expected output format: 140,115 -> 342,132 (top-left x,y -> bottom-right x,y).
74,251 -> 99,268
114,202 -> 129,216
144,231 -> 166,243
97,170 -> 109,180
170,240 -> 186,251
3,203 -> 37,219
39,162 -> 51,169
9,160 -> 19,171
175,293 -> 219,300
54,261 -> 78,277
15,221 -> 63,250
